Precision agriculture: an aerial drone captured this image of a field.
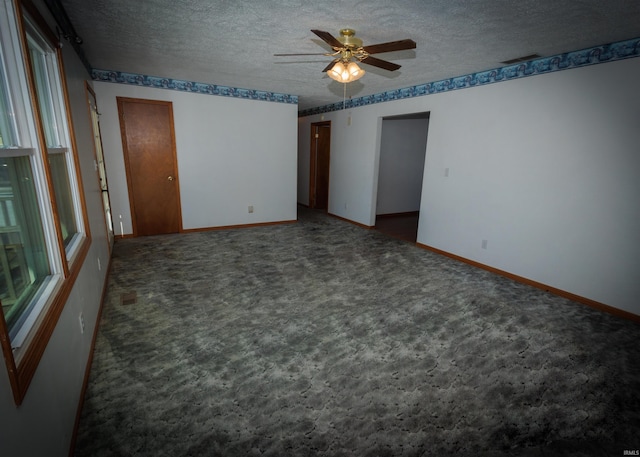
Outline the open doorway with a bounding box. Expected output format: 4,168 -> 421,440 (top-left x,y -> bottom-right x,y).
374,112 -> 430,243
309,121 -> 331,210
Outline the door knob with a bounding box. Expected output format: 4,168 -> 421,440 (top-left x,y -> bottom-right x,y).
167,176 -> 174,181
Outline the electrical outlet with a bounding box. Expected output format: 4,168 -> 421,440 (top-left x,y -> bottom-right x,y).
79,312 -> 85,334
248,205 -> 254,213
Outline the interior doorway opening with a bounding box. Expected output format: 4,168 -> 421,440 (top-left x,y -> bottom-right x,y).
309,121 -> 331,210
374,112 -> 430,243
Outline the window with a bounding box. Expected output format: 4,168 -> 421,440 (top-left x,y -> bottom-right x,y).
26,17 -> 82,253
0,48 -> 17,148
0,0 -> 90,405
0,155 -> 52,341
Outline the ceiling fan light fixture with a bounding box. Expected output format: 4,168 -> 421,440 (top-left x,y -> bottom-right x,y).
346,61 -> 365,80
327,61 -> 346,82
327,61 -> 365,83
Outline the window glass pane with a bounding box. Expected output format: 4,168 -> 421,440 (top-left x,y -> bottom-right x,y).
48,152 -> 76,244
0,155 -> 51,333
27,42 -> 59,147
0,48 -> 17,148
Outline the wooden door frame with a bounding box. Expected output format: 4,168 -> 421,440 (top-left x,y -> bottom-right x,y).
117,96 -> 183,237
85,82 -> 114,251
309,121 -> 331,209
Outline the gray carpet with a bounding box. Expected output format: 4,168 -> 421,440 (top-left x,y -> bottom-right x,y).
75,207 -> 640,456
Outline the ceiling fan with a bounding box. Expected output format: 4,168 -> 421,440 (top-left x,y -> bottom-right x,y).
275,29 -> 416,83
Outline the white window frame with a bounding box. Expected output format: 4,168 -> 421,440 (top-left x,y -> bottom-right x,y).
24,15 -> 85,260
0,0 -> 91,405
0,0 -> 63,353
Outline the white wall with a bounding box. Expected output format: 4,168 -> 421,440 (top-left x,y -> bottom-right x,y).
93,83 -> 298,233
298,57 -> 640,316
376,117 -> 429,215
0,1 -> 111,454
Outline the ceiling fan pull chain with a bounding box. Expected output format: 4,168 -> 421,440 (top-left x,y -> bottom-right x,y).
343,82 -> 346,110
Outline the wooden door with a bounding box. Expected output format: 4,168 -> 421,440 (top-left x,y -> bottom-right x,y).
118,97 -> 181,236
310,122 -> 331,209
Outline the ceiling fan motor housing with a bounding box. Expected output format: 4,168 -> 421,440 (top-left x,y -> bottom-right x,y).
337,29 -> 363,48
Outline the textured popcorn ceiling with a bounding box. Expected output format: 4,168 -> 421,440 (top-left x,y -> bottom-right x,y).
61,0 -> 640,110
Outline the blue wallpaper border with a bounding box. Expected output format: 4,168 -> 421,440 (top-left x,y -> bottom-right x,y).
91,37 -> 639,113
298,37 -> 640,117
91,69 -> 298,105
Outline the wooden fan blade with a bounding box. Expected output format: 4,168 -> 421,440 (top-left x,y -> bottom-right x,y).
322,59 -> 339,72
311,29 -> 344,49
362,39 -> 416,54
360,55 -> 401,71
274,53 -> 330,56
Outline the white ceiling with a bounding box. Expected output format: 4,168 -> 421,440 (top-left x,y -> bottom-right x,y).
60,0 -> 640,111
